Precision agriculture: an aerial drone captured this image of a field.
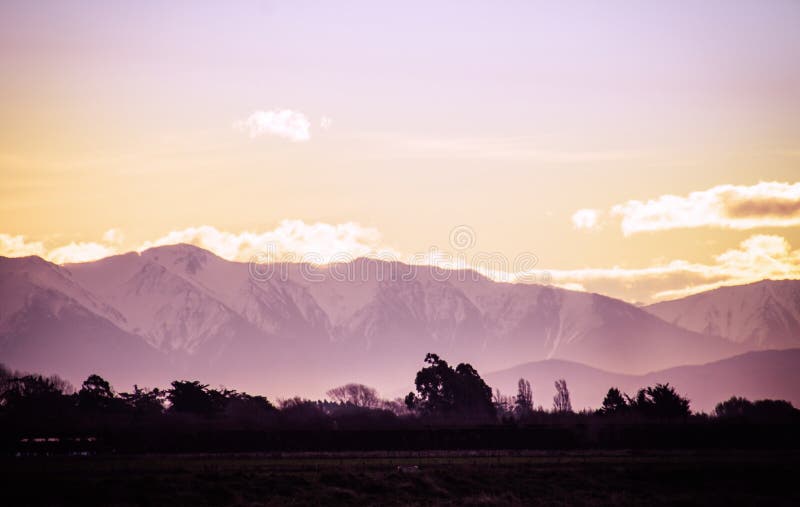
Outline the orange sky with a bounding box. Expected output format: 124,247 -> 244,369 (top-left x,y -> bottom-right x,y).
1,1 -> 799,303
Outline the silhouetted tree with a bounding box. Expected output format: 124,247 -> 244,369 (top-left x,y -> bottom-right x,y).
750,399 -> 799,422
600,387 -> 629,415
715,397 -> 800,423
1,373 -> 72,411
326,383 -> 381,408
0,372 -> 74,430
279,397 -> 331,429
167,380 -> 217,415
119,385 -> 165,416
494,388 -> 514,420
714,396 -> 752,419
77,374 -> 115,411
405,353 -> 495,421
552,379 -> 572,413
628,383 -> 690,419
515,378 -> 533,418
223,391 -> 276,425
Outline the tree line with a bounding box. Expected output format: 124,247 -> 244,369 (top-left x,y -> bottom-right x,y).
2,353 -> 798,439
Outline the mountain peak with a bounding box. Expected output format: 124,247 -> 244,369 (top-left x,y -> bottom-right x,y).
141,243 -> 221,275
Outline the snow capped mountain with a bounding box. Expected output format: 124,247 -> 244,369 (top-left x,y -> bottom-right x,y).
0,245 -> 772,398
0,256 -> 168,388
0,255 -> 126,333
67,250 -> 243,353
646,280 -> 800,350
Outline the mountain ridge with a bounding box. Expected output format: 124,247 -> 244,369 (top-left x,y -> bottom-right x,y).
0,245 -> 770,398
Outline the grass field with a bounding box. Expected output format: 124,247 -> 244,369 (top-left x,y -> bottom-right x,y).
3,450 -> 798,506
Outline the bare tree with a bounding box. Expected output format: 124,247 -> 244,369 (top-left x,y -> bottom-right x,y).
552,379 -> 572,413
494,388 -> 514,418
326,383 -> 381,408
514,378 -> 533,418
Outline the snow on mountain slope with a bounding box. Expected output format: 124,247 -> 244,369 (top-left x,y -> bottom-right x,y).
0,256 -> 168,388
0,246 -> 757,397
646,280 -> 800,349
142,244 -> 332,338
67,252 -> 244,353
0,256 -> 126,332
65,247 -> 743,375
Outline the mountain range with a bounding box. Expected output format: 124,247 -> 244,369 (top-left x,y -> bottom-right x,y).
1,244 -> 797,406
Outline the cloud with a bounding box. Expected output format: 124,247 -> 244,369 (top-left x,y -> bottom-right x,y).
0,234 -> 117,264
571,209 -> 600,230
46,242 -> 118,264
139,220 -> 397,264
0,234 -> 45,257
320,116 -> 333,130
4,223 -> 799,304
236,109 -> 311,142
608,181 -> 800,235
536,234 -> 800,302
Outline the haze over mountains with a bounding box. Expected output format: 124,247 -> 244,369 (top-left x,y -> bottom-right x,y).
485,349 -> 800,413
1,244 -> 797,407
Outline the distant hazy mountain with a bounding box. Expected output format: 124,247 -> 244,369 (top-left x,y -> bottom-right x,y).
646,280 -> 800,350
484,349 -> 800,413
0,245 -> 744,397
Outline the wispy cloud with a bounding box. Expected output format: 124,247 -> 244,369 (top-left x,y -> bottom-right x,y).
352,133 -> 641,164
605,181 -> 800,235
235,109 -> 311,142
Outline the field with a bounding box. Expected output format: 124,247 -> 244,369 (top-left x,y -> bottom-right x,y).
3,450 -> 799,506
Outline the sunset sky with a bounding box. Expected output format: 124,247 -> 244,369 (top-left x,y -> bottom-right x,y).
1,1 -> 799,303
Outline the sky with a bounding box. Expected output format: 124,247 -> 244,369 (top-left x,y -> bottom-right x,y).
1,0 -> 799,303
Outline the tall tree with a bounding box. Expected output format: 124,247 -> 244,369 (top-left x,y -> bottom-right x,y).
552,379 -> 572,413
514,378 -> 533,418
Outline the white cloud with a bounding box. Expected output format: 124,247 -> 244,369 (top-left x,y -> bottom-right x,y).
0,234 -> 44,257
236,109 -> 311,142
139,220 -> 397,264
0,234 -> 118,264
46,242 -> 117,264
609,181 -> 800,235
4,222 -> 800,304
320,116 -> 333,130
571,209 -> 600,230
534,234 -> 800,302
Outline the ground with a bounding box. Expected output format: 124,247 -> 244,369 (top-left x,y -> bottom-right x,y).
3,450 -> 798,506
